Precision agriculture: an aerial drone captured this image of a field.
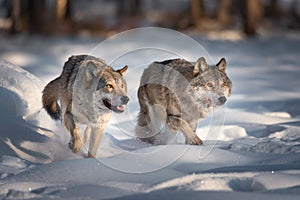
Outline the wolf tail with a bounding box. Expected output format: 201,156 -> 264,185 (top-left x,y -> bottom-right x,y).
42,77 -> 61,120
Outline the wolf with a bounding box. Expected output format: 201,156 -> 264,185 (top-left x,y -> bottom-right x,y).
42,55 -> 129,158
136,57 -> 232,145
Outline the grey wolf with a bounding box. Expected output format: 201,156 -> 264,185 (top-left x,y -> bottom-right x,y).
136,57 -> 232,145
42,55 -> 129,158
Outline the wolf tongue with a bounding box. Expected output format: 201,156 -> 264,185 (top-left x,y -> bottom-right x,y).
117,105 -> 124,111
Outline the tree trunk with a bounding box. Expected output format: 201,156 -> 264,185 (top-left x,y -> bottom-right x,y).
27,0 -> 46,33
244,0 -> 263,36
191,0 -> 203,27
270,0 -> 279,19
56,0 -> 68,20
218,0 -> 233,27
11,0 -> 21,33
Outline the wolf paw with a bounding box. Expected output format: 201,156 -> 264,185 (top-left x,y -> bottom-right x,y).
189,135 -> 203,145
69,137 -> 83,153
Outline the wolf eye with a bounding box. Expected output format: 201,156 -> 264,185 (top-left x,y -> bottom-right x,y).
106,84 -> 114,90
206,82 -> 213,88
221,82 -> 227,87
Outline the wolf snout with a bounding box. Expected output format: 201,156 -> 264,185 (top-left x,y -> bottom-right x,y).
121,95 -> 129,104
218,96 -> 227,105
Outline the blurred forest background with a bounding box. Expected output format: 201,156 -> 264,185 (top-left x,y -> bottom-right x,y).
0,0 -> 299,38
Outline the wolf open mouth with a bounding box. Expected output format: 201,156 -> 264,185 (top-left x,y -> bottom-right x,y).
103,98 -> 125,113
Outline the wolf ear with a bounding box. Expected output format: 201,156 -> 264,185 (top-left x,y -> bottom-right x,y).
85,62 -> 98,81
117,65 -> 128,76
194,57 -> 208,76
217,58 -> 226,72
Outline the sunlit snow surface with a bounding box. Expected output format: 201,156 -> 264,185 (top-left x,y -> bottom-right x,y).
0,29 -> 300,199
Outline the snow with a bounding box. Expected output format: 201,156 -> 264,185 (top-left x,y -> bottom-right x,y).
0,28 -> 300,199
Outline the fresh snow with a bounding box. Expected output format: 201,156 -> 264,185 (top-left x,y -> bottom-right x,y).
0,29 -> 300,199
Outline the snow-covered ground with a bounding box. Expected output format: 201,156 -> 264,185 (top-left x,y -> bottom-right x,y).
0,28 -> 300,199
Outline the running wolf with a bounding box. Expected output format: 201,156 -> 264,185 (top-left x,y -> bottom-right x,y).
136,57 -> 232,145
42,55 -> 129,158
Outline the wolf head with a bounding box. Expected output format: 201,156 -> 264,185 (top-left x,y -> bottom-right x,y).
190,57 -> 232,115
85,62 -> 129,114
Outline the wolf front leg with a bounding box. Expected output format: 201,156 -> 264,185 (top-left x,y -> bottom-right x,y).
83,126 -> 91,154
63,112 -> 83,153
167,115 -> 203,145
87,125 -> 105,158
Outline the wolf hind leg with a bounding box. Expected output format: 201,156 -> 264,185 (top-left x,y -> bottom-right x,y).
136,103 -> 169,144
167,115 -> 202,145
63,111 -> 83,153
136,110 -> 155,143
136,86 -> 155,143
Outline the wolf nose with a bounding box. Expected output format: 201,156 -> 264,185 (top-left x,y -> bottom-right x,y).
121,96 -> 129,104
218,96 -> 227,105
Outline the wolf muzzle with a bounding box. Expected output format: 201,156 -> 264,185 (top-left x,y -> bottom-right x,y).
218,96 -> 227,105
121,95 -> 130,105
